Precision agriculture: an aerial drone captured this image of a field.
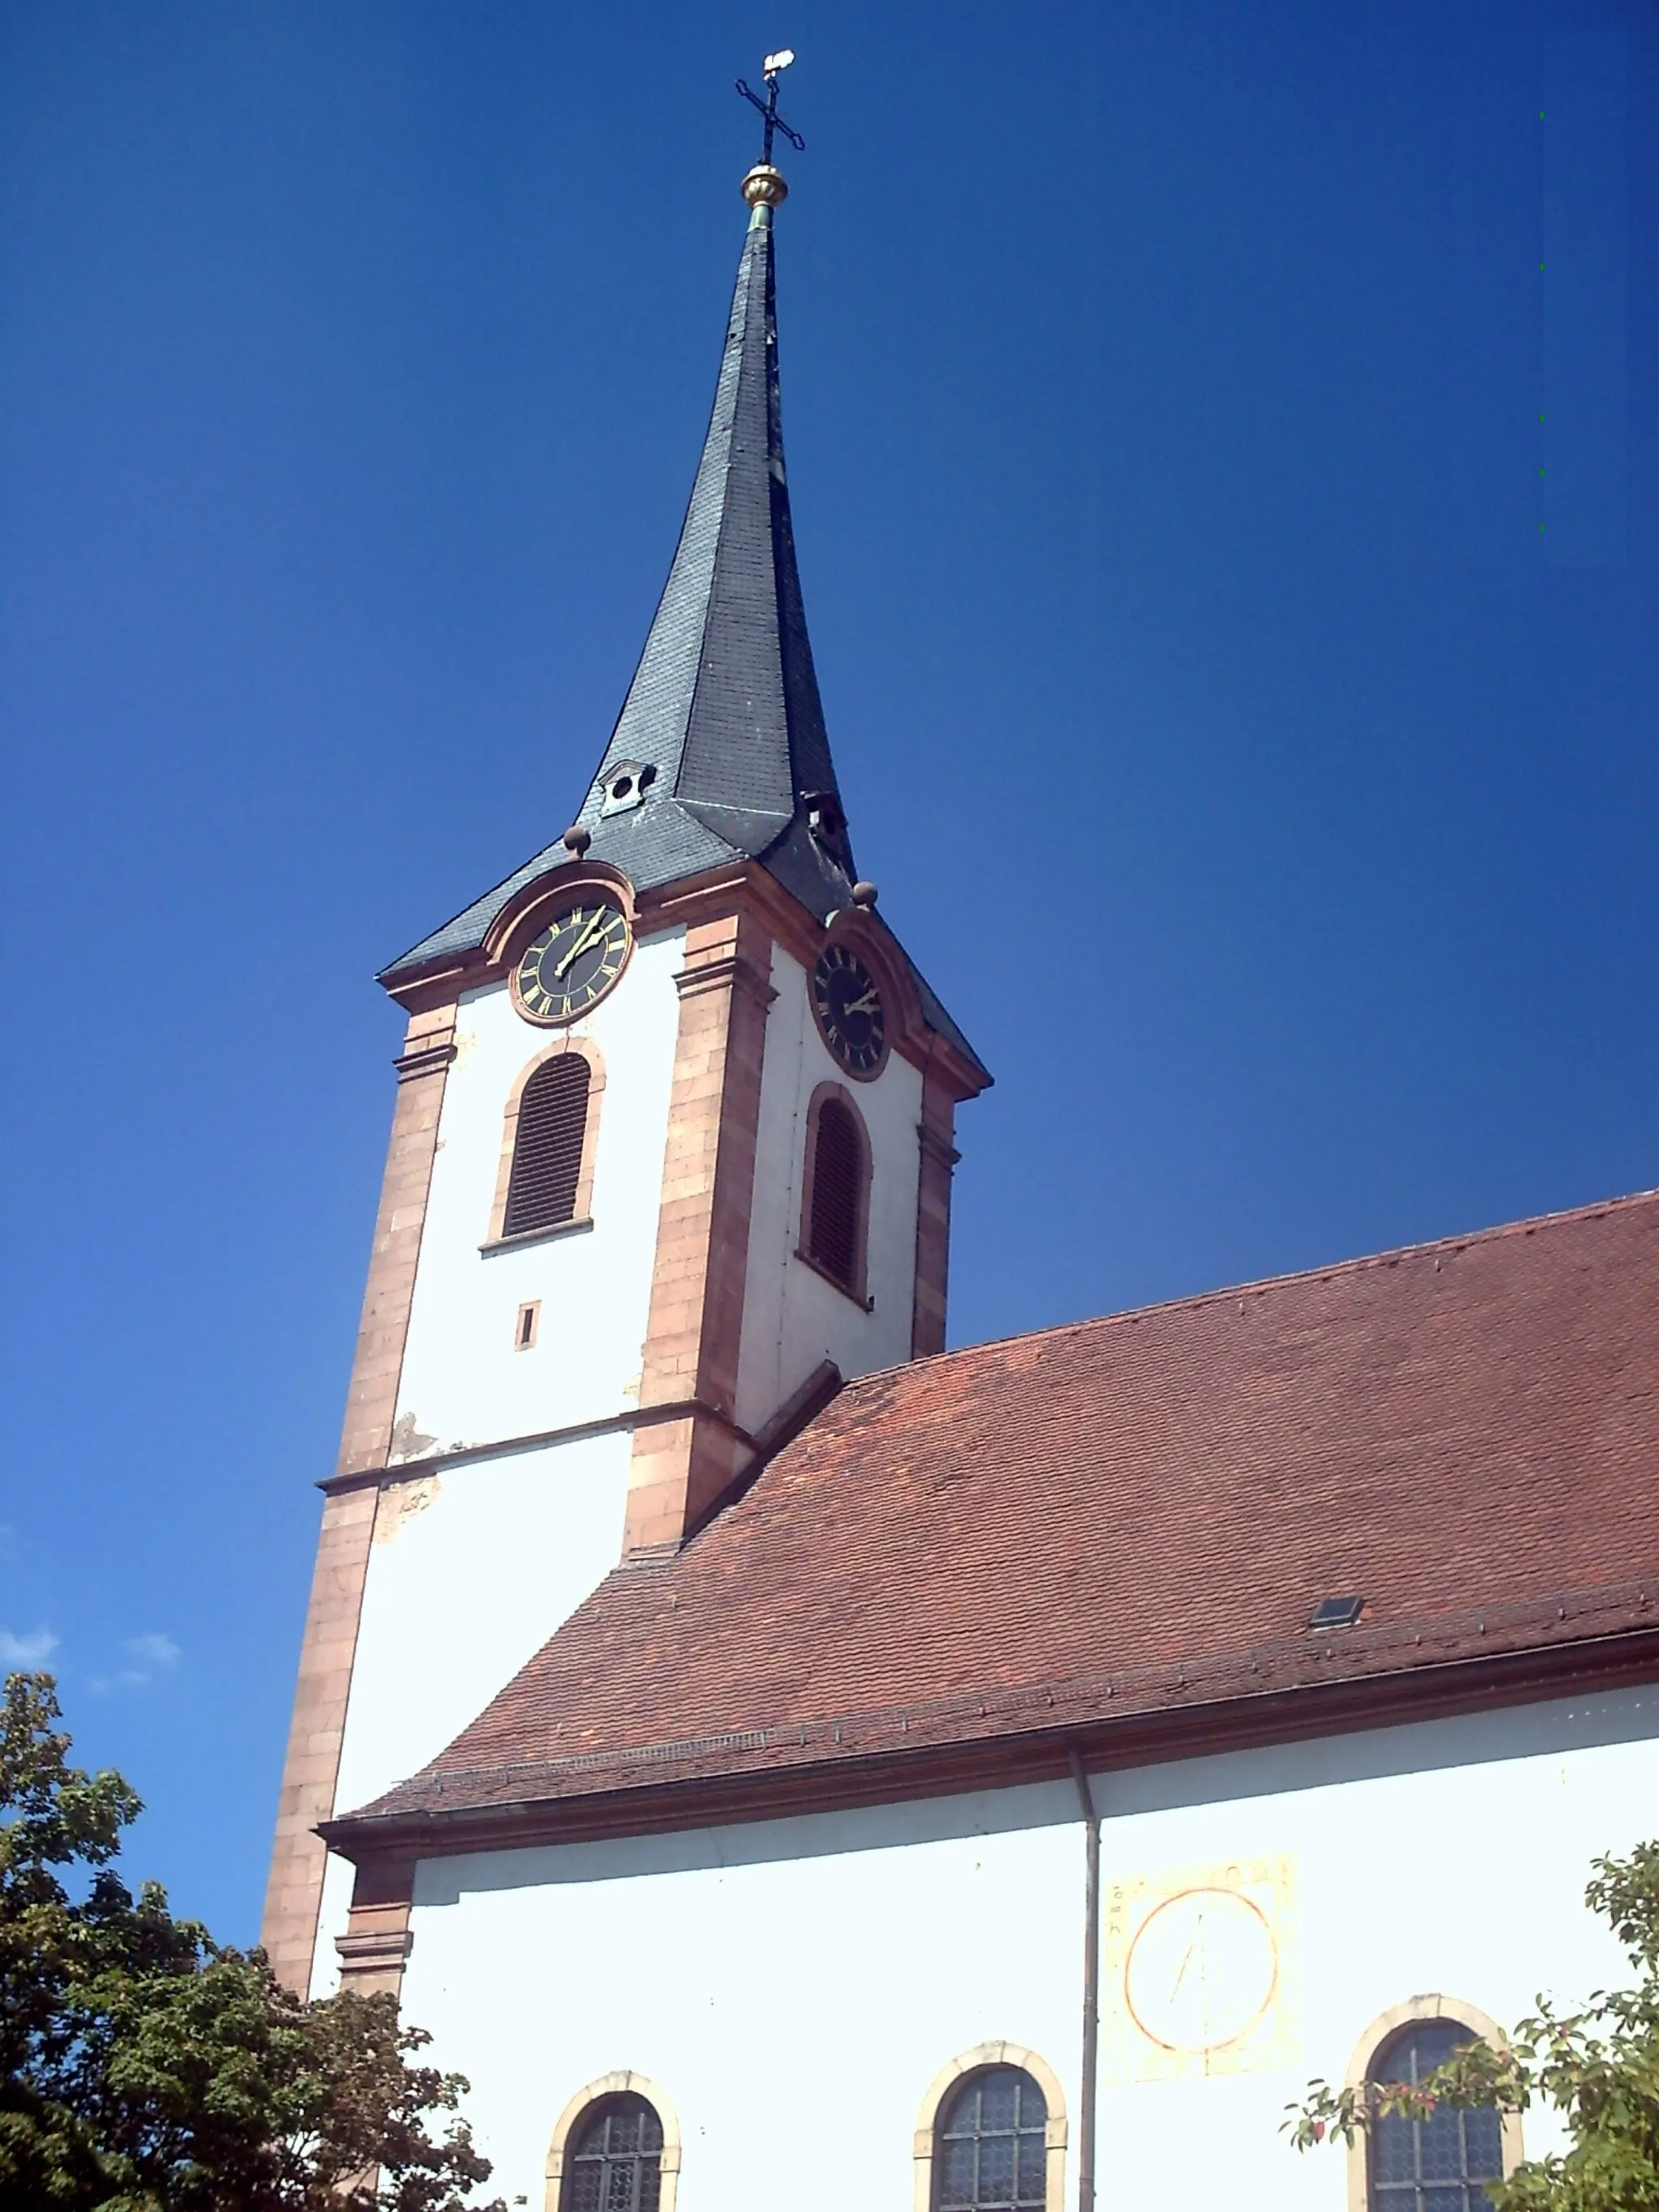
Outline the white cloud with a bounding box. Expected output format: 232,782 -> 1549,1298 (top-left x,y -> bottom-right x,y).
92,1631 -> 183,1692
0,1626 -> 59,1666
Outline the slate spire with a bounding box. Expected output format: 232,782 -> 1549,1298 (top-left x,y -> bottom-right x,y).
571,164 -> 857,917
382,151 -> 895,985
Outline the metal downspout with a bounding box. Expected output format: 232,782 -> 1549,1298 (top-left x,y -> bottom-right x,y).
1068,1747 -> 1100,2212
1066,1751 -> 1106,2212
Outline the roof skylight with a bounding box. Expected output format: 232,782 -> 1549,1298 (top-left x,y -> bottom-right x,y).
1308,1595 -> 1364,1630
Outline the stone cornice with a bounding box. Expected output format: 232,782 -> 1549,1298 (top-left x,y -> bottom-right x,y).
382,855 -> 989,1101
317,1396 -> 758,1496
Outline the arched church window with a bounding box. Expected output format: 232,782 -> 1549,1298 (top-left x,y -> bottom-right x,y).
801,1084 -> 870,1299
558,2091 -> 664,2212
502,1054 -> 590,1238
1367,2019 -> 1504,2212
933,2065 -> 1049,2211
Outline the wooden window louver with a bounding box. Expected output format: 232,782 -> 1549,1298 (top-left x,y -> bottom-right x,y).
809,1094 -> 864,1289
502,1055 -> 590,1237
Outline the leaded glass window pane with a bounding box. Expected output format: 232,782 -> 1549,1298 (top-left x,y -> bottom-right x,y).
934,2065 -> 1048,2211
978,2073 -> 1018,2132
561,2093 -> 664,2212
1368,2022 -> 1504,2212
1465,2108 -> 1503,2177
940,2138 -> 977,2208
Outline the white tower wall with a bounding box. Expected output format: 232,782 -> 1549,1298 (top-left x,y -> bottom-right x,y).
736,939 -> 924,1435
307,906 -> 944,1995
309,924 -> 684,1993
391,925 -> 687,1455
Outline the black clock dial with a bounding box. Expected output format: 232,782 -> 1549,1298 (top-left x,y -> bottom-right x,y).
811,944 -> 886,1076
514,900 -> 630,1024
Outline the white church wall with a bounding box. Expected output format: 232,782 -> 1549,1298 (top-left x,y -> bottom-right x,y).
1083,1688 -> 1657,2208
392,925 -> 685,1457
395,1682 -> 1659,2208
308,1426 -> 632,1999
735,940 -> 923,1435
405,1784 -> 1083,2210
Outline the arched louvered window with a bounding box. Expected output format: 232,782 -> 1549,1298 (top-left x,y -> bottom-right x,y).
1368,2021 -> 1504,2212
558,2091 -> 663,2212
502,1053 -> 590,1238
804,1086 -> 869,1298
934,2065 -> 1049,2211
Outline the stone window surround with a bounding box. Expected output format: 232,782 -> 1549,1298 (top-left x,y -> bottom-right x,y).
913,2041 -> 1068,2212
544,2070 -> 681,2212
1344,1994 -> 1525,2212
483,1034 -> 608,1251
795,1077 -> 875,1311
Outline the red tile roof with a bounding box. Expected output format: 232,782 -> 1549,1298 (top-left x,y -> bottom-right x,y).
340,1191 -> 1659,1843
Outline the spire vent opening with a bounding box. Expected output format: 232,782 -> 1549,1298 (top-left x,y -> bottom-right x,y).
599,761 -> 657,817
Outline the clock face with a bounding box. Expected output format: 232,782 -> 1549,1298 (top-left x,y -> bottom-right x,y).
514,899 -> 630,1025
1123,1886 -> 1278,2056
811,944 -> 886,1077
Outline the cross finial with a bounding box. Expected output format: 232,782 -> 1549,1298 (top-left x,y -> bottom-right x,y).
736,49 -> 805,170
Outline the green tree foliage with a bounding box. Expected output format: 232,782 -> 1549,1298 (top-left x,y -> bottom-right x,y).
0,1671 -> 505,2211
1286,1842 -> 1659,2210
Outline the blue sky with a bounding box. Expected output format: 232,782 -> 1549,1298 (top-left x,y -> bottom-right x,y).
1,0 -> 1654,1945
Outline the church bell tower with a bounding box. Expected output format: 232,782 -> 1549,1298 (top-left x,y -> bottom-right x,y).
262,115 -> 990,1997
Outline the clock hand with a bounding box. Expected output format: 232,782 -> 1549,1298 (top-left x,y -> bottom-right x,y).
554,909 -> 608,979
842,989 -> 880,1016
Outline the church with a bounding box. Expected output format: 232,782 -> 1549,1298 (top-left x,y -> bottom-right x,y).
263,87 -> 1659,2212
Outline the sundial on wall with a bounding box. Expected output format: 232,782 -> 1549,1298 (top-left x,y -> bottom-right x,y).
1104,1855 -> 1299,2081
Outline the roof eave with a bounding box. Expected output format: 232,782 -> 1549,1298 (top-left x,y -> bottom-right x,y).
318,1616 -> 1659,1868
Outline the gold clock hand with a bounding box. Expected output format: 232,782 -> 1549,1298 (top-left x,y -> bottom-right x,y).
842,989 -> 880,1016
554,908 -> 608,979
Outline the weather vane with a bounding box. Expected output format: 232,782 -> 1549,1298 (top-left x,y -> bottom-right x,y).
736,49 -> 805,164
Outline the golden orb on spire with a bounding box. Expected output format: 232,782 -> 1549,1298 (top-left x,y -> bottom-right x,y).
741,163 -> 788,210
